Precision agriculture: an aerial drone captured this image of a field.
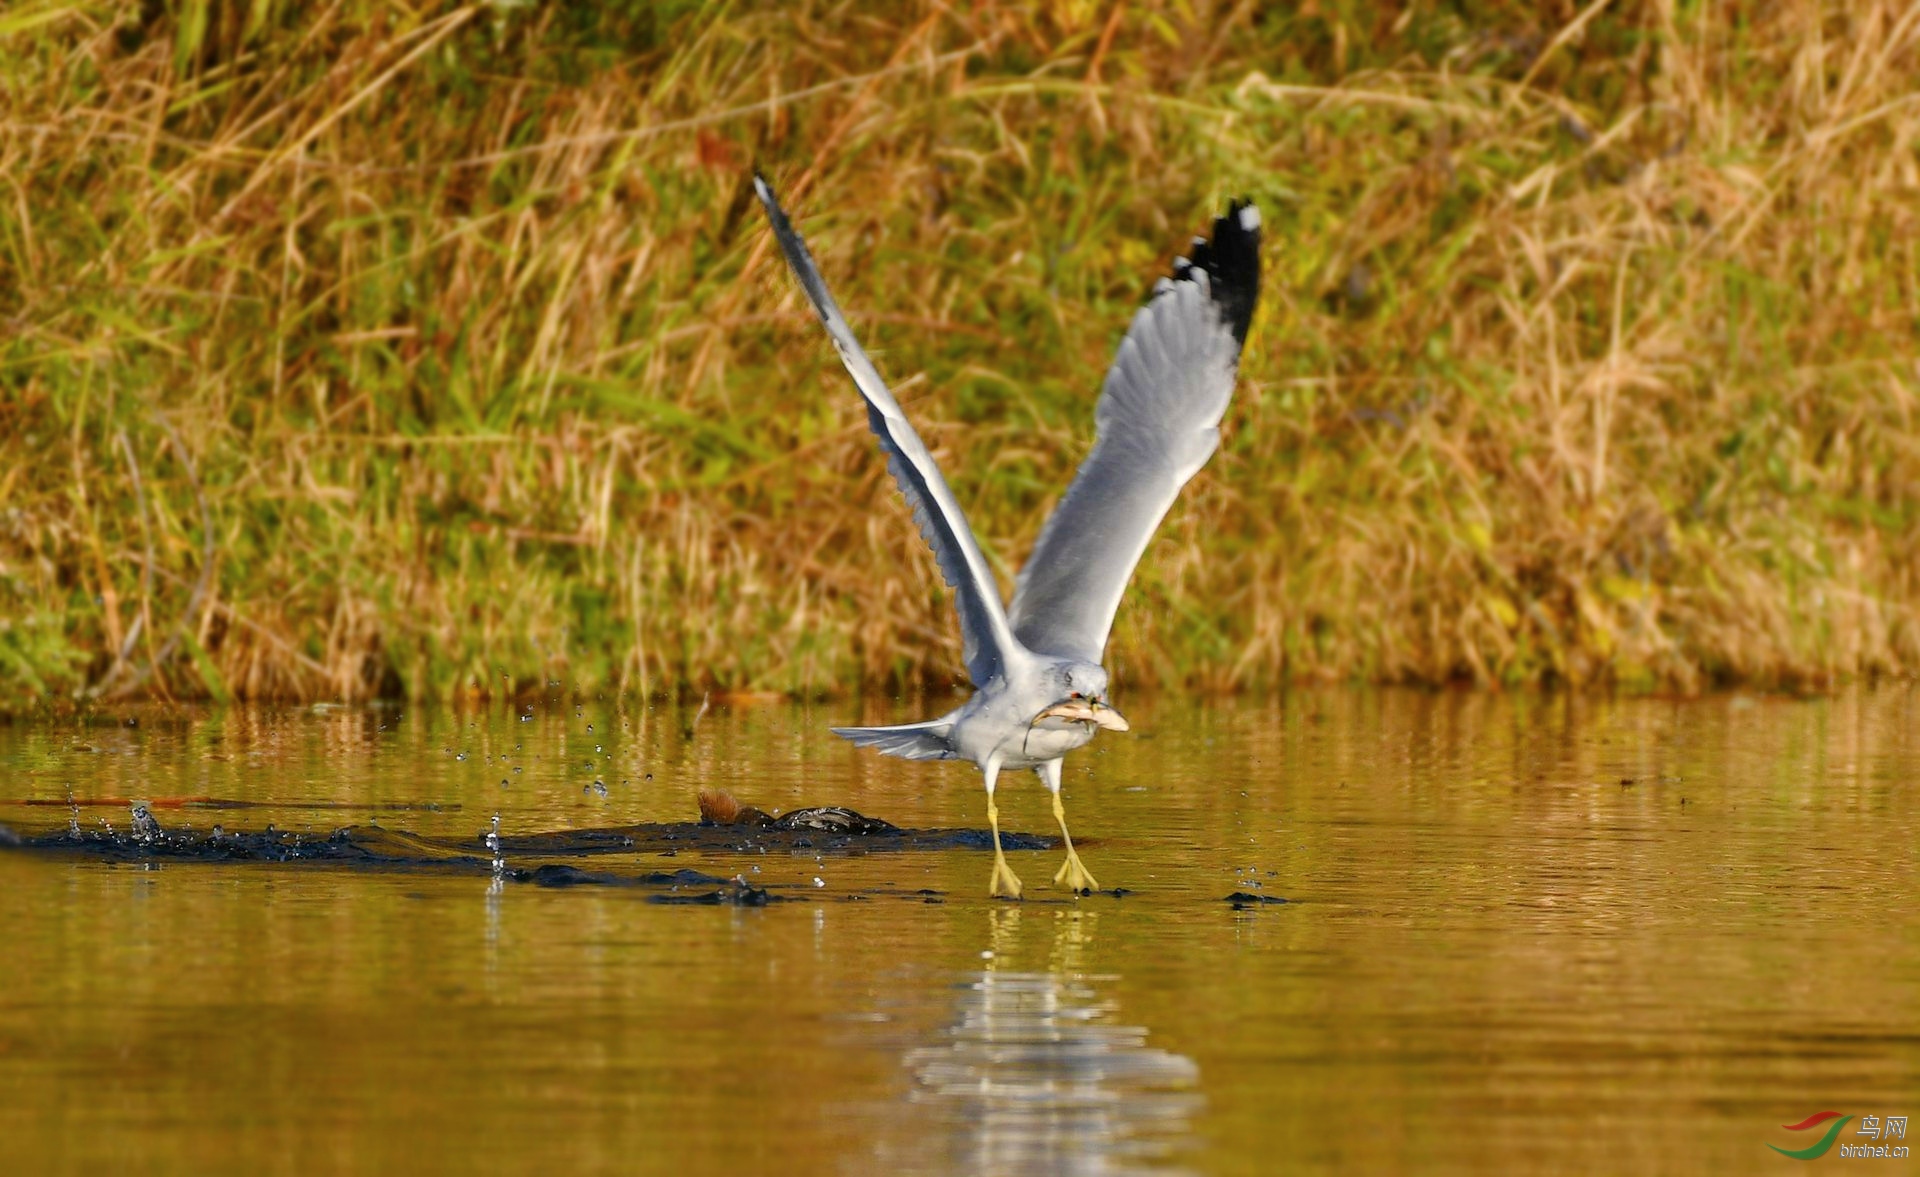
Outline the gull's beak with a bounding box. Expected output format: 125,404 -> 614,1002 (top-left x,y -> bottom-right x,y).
1032,697 -> 1130,732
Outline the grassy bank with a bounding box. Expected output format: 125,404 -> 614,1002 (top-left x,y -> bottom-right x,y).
2,0 -> 1917,706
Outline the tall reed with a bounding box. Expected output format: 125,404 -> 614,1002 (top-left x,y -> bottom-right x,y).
2,1 -> 1915,706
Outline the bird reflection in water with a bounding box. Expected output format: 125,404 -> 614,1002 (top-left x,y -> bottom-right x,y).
899,909 -> 1202,1175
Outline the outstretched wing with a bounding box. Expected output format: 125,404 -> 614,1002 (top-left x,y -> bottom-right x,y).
755,175 -> 1019,687
1008,201 -> 1261,664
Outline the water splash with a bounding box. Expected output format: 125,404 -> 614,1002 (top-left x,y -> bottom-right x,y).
486,814 -> 505,876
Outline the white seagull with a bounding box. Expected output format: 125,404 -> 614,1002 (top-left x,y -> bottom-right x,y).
756,176 -> 1260,898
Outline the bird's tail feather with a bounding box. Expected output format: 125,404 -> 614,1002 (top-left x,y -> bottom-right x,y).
831,720 -> 956,761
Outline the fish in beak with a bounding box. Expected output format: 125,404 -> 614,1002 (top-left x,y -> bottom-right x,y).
1032,697 -> 1130,732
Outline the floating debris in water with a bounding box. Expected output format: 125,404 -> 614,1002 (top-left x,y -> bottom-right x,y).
130,803 -> 162,845
1224,892 -> 1290,909
696,788 -> 901,836
649,880 -> 777,907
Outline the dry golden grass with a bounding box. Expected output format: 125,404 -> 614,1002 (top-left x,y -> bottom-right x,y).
1,1 -> 1917,706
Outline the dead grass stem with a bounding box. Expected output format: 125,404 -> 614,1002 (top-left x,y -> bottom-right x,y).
2,1 -> 1916,707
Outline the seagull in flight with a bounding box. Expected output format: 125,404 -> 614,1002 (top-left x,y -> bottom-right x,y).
755,176 -> 1259,898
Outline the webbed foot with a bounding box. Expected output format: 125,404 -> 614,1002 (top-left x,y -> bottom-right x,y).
1053,848 -> 1100,894
990,851 -> 1024,900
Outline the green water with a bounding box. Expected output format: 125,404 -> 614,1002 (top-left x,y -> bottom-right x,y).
2,689 -> 1915,1174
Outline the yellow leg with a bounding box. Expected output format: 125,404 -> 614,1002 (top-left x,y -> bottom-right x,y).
984,757 -> 1022,899
1043,760 -> 1100,894
987,799 -> 1024,899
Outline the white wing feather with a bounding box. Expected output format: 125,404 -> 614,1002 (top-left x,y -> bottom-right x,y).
755,177 -> 1021,687
1009,203 -> 1261,663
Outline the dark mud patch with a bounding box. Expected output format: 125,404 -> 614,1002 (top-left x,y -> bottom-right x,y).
0,809 -> 1058,905
526,864 -> 730,888
490,820 -> 1053,858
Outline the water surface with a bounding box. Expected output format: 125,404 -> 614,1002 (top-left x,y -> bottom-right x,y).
2,689 -> 1915,1173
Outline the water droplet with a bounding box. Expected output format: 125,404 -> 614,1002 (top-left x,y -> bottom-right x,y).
812,877 -> 825,888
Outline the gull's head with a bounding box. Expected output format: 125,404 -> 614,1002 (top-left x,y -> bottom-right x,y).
1031,662 -> 1128,733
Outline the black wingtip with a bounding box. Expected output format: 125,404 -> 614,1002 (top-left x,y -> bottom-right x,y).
1171,199 -> 1261,346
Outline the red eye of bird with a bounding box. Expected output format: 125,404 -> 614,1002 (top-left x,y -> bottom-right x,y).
1069,691 -> 1083,699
